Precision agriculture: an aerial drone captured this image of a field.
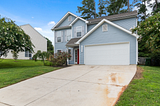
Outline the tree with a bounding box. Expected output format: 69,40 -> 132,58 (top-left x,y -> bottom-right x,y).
11,50 -> 19,61
135,0 -> 151,21
0,17 -> 34,58
132,13 -> 160,54
98,0 -> 106,17
33,50 -> 51,64
105,0 -> 128,15
45,38 -> 54,54
77,0 -> 97,19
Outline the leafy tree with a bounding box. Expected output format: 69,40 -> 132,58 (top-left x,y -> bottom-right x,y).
98,0 -> 106,17
0,17 -> 34,58
11,51 -> 19,61
45,38 -> 54,54
105,0 -> 128,15
77,0 -> 97,19
135,0 -> 151,21
132,13 -> 160,55
33,50 -> 51,64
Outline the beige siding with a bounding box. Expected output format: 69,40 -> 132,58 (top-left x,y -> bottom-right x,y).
4,24 -> 47,59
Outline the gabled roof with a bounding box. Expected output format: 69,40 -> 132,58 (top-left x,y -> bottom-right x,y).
87,11 -> 137,24
20,24 -> 47,41
51,12 -> 88,30
76,19 -> 139,44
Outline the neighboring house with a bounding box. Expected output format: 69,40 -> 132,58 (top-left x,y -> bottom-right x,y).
4,24 -> 47,59
51,11 -> 139,65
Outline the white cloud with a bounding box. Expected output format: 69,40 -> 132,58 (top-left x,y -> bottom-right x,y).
34,27 -> 42,31
32,17 -> 34,18
48,21 -> 56,26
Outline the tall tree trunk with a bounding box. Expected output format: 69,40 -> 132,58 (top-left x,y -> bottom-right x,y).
94,0 -> 96,18
128,0 -> 130,12
155,0 -> 158,10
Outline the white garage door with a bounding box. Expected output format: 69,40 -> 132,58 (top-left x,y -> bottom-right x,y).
84,43 -> 129,65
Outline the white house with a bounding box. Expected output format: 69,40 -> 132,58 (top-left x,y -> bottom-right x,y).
4,24 -> 47,59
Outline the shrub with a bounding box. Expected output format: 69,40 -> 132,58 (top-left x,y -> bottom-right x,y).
50,52 -> 71,66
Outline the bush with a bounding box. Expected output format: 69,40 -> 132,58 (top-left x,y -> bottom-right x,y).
44,61 -> 53,66
50,52 -> 71,66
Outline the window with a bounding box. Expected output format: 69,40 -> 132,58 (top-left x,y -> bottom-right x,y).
25,50 -> 32,57
76,26 -> 82,37
66,30 -> 71,41
57,50 -> 61,53
68,49 -> 71,60
68,16 -> 72,21
56,31 -> 61,42
102,24 -> 108,32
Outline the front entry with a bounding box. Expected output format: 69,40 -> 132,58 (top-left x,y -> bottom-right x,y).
75,49 -> 79,64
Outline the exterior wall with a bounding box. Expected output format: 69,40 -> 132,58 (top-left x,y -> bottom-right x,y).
4,24 -> 47,59
80,23 -> 136,64
55,28 -> 74,64
58,15 -> 76,28
72,19 -> 87,38
87,18 -> 137,32
113,18 -> 137,30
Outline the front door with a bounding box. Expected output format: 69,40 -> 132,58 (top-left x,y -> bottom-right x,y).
75,49 -> 79,64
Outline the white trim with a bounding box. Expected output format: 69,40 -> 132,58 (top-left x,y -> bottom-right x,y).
84,42 -> 130,65
52,12 -> 88,30
76,26 -> 82,37
69,18 -> 78,26
76,19 -> 139,44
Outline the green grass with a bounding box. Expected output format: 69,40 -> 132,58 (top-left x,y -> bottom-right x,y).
0,59 -> 60,88
116,66 -> 160,106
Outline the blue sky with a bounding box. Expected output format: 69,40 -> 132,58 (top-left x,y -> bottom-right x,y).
0,0 -> 153,45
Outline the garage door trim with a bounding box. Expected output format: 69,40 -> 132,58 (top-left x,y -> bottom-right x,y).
84,42 -> 130,65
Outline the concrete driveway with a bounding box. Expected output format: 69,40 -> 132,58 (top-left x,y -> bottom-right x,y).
0,65 -> 136,106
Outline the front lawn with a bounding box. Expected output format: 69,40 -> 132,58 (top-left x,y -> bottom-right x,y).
116,66 -> 160,106
0,59 -> 60,88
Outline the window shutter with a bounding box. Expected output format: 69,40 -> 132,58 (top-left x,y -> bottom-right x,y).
65,30 -> 67,42
61,31 -> 63,42
82,26 -> 84,36
74,27 -> 77,38
71,48 -> 73,61
55,32 -> 57,43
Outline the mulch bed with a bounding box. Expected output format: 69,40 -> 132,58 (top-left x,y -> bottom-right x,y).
133,66 -> 144,79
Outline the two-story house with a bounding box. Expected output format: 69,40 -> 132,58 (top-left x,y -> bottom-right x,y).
51,11 -> 139,65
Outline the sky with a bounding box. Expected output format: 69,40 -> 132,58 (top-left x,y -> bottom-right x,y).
0,0 -> 155,45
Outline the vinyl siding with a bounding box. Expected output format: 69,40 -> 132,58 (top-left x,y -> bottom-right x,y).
55,28 -> 74,64
87,18 -> 137,32
4,24 -> 47,59
80,23 -> 136,64
58,15 -> 76,28
72,19 -> 87,38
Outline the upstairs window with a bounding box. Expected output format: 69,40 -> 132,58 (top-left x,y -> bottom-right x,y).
102,24 -> 108,32
76,26 -> 82,37
66,30 -> 71,41
68,16 -> 72,22
56,31 -> 62,42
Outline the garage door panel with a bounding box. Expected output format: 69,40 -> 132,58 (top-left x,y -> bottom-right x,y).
85,43 -> 129,65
